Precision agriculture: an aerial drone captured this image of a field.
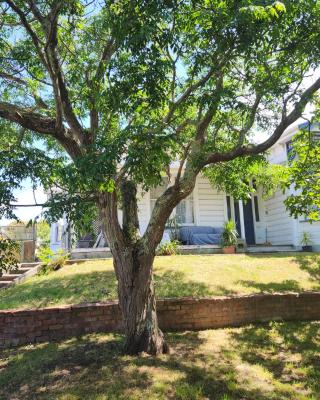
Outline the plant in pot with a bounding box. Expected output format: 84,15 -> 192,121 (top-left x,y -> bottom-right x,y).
301,232 -> 313,252
221,220 -> 238,254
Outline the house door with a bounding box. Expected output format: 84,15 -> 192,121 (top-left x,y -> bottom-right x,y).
243,199 -> 255,245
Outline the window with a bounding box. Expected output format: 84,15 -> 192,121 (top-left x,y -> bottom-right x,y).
55,225 -> 62,242
175,193 -> 194,224
286,140 -> 295,161
226,196 -> 232,220
254,196 -> 260,222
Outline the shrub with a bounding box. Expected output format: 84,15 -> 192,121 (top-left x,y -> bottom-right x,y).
157,240 -> 180,256
0,237 -> 19,276
38,248 -> 69,275
221,219 -> 238,247
300,231 -> 312,246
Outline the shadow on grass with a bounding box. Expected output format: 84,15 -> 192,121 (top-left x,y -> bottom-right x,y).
236,279 -> 302,293
1,322 -> 319,400
231,321 -> 320,397
294,254 -> 320,282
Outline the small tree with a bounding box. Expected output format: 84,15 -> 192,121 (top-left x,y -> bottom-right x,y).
0,237 -> 19,275
37,219 -> 51,248
1,1 -> 320,354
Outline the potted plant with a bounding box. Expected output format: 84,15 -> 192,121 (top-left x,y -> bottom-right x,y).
221,220 -> 238,254
301,231 -> 313,252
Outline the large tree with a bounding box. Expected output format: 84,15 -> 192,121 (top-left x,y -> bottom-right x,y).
1,0 -> 320,354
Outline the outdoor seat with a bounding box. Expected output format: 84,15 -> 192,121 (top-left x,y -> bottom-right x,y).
178,226 -> 223,245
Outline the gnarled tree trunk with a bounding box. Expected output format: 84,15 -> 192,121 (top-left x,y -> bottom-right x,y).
98,182 -> 169,355
114,245 -> 168,355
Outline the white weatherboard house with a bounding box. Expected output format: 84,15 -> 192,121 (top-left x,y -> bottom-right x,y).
50,121 -> 320,257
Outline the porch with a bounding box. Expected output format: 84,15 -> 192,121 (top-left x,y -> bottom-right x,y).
70,244 -> 297,260
52,175 -> 296,254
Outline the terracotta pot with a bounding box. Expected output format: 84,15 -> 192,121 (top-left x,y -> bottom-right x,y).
222,245 -> 236,254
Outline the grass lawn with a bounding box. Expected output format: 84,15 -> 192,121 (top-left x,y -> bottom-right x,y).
0,321 -> 319,399
0,253 -> 320,310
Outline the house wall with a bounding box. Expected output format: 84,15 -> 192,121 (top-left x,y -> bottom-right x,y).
50,220 -> 65,252
296,219 -> 320,250
137,189 -> 150,235
264,190 -> 295,245
135,174 -> 227,235
196,175 -> 227,227
268,142 -> 287,165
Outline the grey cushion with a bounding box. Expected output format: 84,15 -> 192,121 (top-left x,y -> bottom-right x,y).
212,227 -> 223,235
190,233 -> 221,245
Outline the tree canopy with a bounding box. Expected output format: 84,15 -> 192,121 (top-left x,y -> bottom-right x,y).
0,0 -> 319,231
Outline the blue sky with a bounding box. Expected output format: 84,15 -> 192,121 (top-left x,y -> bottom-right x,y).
0,180 -> 47,226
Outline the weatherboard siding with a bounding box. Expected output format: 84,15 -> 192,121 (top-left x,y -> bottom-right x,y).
196,176 -> 226,227
297,220 -> 320,248
265,190 -> 294,245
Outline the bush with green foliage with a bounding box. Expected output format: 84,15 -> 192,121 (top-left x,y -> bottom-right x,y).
221,220 -> 238,247
157,240 -> 180,256
0,237 -> 19,275
37,248 -> 69,275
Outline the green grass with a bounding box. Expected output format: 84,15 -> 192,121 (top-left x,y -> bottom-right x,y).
1,253 -> 320,310
0,321 -> 319,399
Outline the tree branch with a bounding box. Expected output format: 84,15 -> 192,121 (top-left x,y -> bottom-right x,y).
203,76 -> 320,165
163,66 -> 216,124
236,92 -> 262,146
88,38 -> 116,139
0,101 -> 82,158
195,73 -> 224,142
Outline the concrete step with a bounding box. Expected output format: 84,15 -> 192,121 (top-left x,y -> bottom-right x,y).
0,281 -> 11,288
20,262 -> 39,268
9,267 -> 33,274
247,245 -> 296,253
0,263 -> 40,291
0,274 -> 21,281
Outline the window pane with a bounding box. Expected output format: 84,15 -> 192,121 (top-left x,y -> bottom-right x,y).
254,196 -> 260,222
176,200 -> 187,223
226,196 -> 231,220
176,196 -> 194,224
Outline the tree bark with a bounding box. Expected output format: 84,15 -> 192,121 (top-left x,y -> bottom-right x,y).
114,245 -> 168,355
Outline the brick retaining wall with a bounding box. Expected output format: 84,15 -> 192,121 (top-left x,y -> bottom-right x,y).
1,292 -> 320,348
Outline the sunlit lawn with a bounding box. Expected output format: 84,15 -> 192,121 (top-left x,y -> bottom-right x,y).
0,321 -> 319,400
0,253 -> 319,310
